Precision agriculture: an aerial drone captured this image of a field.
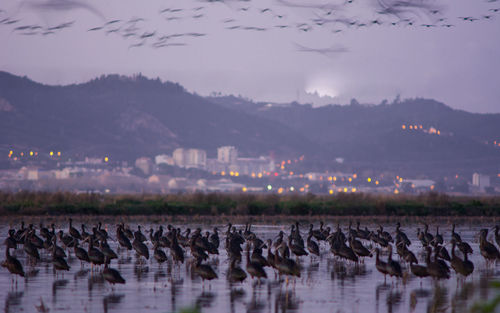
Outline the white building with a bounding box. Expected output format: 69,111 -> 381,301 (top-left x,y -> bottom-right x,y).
172,148 -> 207,169
472,173 -> 490,192
217,146 -> 238,164
235,157 -> 275,175
135,157 -> 153,175
155,154 -> 174,166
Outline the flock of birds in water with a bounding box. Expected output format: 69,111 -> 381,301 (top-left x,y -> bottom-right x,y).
0,0 -> 499,52
3,219 -> 500,289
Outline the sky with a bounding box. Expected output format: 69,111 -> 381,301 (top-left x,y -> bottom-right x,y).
0,0 -> 499,113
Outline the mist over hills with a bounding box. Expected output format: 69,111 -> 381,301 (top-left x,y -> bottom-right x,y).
1,71 -> 500,176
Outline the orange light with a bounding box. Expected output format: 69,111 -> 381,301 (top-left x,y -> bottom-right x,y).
367,178 -> 372,182
375,180 -> 379,185
221,171 -> 226,176
49,151 -> 54,156
57,152 -> 61,156
242,187 -> 247,192
402,125 -> 406,129
329,190 -> 334,194
394,189 -> 399,194
289,171 -> 294,175
343,187 -> 348,192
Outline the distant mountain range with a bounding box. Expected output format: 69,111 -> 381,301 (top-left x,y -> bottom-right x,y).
1,71 -> 500,175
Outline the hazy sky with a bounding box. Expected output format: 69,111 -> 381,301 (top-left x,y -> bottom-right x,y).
1,0 -> 499,112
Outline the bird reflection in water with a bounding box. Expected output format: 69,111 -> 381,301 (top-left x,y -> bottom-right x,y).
229,287 -> 246,313
386,289 -> 403,313
274,289 -> 300,313
427,285 -> 449,313
87,273 -> 105,293
4,291 -> 24,312
375,283 -> 391,313
73,268 -> 89,280
170,278 -> 184,312
451,281 -> 474,312
133,264 -> 149,282
196,291 -> 216,309
51,279 -> 68,304
102,293 -> 124,313
247,285 -> 266,313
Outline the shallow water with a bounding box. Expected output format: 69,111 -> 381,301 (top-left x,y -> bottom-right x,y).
1,220 -> 500,313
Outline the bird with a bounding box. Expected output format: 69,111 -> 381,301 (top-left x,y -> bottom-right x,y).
52,238 -> 70,273
153,243 -> 168,264
74,240 -> 90,266
386,245 -> 402,278
87,236 -> 105,269
193,258 -> 218,282
2,247 -> 24,278
375,248 -> 389,280
68,218 -> 82,239
307,233 -> 320,256
450,242 -> 473,279
426,247 -> 450,280
228,259 -> 247,283
245,245 -> 267,281
103,264 -> 126,285
479,229 -> 500,263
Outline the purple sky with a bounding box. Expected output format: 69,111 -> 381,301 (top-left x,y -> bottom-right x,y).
1,0 -> 499,112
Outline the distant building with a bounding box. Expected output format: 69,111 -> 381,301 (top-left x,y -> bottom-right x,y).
472,173 -> 490,192
54,168 -> 70,179
235,157 -> 274,175
84,157 -> 103,165
172,148 -> 207,169
206,159 -> 227,173
185,149 -> 206,169
400,179 -> 435,193
155,154 -> 174,166
217,146 -> 238,164
135,157 -> 153,175
27,169 -> 39,181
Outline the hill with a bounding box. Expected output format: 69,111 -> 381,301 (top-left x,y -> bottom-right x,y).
0,71 -> 319,161
208,96 -> 500,174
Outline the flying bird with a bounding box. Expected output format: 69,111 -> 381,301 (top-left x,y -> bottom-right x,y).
21,0 -> 105,19
294,42 -> 348,58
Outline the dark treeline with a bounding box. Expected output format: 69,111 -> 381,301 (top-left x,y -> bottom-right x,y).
1,191 -> 500,216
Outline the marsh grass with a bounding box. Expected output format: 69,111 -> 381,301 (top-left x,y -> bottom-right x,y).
0,191 -> 499,216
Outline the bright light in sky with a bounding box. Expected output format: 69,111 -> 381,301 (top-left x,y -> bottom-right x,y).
305,76 -> 338,99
